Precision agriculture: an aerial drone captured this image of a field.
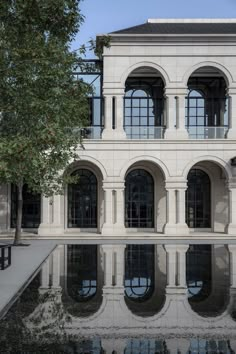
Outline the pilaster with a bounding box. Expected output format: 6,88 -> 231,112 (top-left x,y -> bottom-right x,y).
226,179 -> 236,234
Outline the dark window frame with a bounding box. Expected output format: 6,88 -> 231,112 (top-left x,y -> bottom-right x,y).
186,168 -> 211,228
125,245 -> 155,302
125,169 -> 154,228
68,169 -> 98,228
11,184 -> 41,228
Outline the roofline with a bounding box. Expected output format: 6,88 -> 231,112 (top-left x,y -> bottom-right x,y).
147,18 -> 236,23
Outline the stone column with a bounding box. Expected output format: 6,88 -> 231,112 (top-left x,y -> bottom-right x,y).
102,95 -> 114,139
114,95 -> 126,139
176,92 -> 188,139
227,88 -> 236,139
114,244 -> 126,287
102,245 -> 114,288
165,245 -> 177,287
163,187 -> 176,234
39,257 -> 50,291
177,245 -> 189,287
52,194 -> 64,235
228,245 -> 236,287
38,196 -> 52,236
0,184 -> 9,232
164,93 -> 177,139
165,244 -> 189,294
101,187 -> 114,235
114,185 -> 126,233
176,187 -> 189,234
226,179 -> 236,234
52,246 -> 61,289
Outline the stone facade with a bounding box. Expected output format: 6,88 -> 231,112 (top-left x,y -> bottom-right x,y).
1,19 -> 236,240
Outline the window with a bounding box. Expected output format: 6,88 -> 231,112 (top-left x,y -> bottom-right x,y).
186,169 -> 211,228
11,184 -> 41,228
125,245 -> 154,301
68,169 -> 97,228
125,169 -> 154,228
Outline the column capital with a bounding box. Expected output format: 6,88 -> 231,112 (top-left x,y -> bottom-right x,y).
102,180 -> 125,190
226,87 -> 236,95
165,180 -> 187,190
227,178 -> 236,189
164,86 -> 188,96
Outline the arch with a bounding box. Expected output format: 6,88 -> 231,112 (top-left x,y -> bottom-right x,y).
120,61 -> 170,88
183,61 -> 233,87
182,156 -> 231,181
66,155 -> 107,180
120,156 -> 170,181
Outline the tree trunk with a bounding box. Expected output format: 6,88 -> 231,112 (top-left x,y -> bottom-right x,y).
14,182 -> 23,245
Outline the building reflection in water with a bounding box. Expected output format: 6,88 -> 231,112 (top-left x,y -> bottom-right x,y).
1,243 -> 236,353
186,244 -> 230,316
124,245 -> 166,316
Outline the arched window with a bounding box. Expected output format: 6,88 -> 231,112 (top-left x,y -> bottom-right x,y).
68,169 -> 97,228
125,169 -> 154,228
11,184 -> 41,228
67,245 -> 97,302
125,245 -> 154,302
187,245 -> 212,302
124,76 -> 165,139
186,90 -> 205,139
186,169 -> 211,228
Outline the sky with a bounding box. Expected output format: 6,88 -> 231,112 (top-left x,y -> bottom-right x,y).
72,0 -> 236,57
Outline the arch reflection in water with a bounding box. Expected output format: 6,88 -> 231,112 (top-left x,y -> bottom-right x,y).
125,245 -> 154,301
63,245 -> 102,317
187,244 -> 230,316
124,244 -> 166,316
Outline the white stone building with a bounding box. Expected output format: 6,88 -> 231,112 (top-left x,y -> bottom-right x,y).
1,18 -> 236,241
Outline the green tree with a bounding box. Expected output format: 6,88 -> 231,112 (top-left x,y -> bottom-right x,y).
0,0 -> 91,244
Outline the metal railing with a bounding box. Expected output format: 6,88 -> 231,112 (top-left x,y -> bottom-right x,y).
0,244 -> 11,270
125,126 -> 165,139
187,126 -> 228,139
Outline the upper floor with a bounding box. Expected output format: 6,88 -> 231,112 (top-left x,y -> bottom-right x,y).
79,19 -> 236,141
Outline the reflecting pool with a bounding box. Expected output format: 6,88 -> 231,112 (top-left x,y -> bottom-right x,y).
0,243 -> 236,353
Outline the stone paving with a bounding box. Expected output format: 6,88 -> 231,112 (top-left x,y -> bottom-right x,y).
0,240 -> 56,319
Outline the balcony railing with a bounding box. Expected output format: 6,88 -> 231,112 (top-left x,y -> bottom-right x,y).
125,126 -> 165,139
187,126 -> 228,139
80,126 -> 103,139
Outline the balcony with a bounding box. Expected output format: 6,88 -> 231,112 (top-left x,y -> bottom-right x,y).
187,126 -> 228,139
124,126 -> 165,139
185,95 -> 229,139
80,126 -> 103,139
124,96 -> 165,140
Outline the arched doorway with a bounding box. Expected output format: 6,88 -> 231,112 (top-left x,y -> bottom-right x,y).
186,169 -> 211,228
125,169 -> 154,228
68,169 -> 97,228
